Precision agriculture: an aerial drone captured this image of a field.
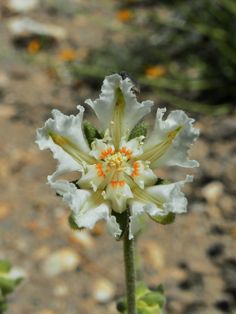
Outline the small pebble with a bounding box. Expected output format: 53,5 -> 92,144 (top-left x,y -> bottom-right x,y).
53,284 -> 69,297
142,241 -> 165,270
0,202 -> 11,220
42,248 -> 80,277
69,230 -> 95,249
7,0 -> 39,12
202,181 -> 224,204
93,279 -> 115,304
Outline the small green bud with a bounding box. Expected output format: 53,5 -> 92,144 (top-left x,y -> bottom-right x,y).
116,299 -> 126,312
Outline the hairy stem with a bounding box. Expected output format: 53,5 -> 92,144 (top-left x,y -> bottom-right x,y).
123,213 -> 136,314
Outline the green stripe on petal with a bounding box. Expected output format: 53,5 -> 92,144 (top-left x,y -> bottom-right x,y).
49,132 -> 95,165
139,126 -> 183,165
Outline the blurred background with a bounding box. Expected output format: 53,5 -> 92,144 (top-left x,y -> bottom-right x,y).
0,0 -> 235,313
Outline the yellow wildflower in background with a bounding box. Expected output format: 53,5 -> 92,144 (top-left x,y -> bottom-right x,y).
117,9 -> 133,22
27,39 -> 41,54
145,65 -> 167,78
59,48 -> 77,62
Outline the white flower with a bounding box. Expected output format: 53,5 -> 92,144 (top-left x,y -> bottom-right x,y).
36,74 -> 199,239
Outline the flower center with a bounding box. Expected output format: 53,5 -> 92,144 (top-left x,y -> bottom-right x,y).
106,152 -> 125,171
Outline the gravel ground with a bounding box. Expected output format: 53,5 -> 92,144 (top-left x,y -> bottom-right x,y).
0,1 -> 236,313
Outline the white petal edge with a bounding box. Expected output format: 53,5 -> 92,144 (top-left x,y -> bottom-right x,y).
144,175 -> 193,216
128,201 -> 145,239
47,177 -> 121,238
143,109 -> 199,168
129,175 -> 193,238
86,74 -> 153,136
36,106 -> 93,179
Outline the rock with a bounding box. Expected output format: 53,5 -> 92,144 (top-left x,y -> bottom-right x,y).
33,246 -> 50,260
202,181 -> 224,205
178,271 -> 203,291
53,284 -> 69,297
0,202 -> 11,220
207,243 -> 224,259
69,230 -> 95,249
7,0 -> 39,12
7,17 -> 67,41
222,259 -> 236,302
201,159 -> 223,180
141,241 -> 165,270
42,248 -> 80,277
90,222 -> 105,236
210,225 -> 225,235
168,267 -> 188,282
191,201 -> 206,213
190,139 -> 209,160
183,301 -> 206,314
0,71 -> 9,89
35,311 -> 55,314
219,195 -> 235,219
93,279 -> 115,304
0,105 -> 16,119
214,298 -> 232,312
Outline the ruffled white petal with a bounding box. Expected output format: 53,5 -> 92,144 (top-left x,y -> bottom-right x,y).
48,176 -> 121,238
131,175 -> 192,215
105,182 -> 133,213
142,109 -> 199,168
86,74 -> 153,141
36,106 -> 95,180
128,201 -> 145,239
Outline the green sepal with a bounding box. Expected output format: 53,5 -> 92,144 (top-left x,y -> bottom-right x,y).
116,282 -> 166,314
149,212 -> 175,225
129,123 -> 147,140
111,210 -> 128,241
0,278 -> 16,295
83,120 -> 102,147
0,261 -> 11,274
0,298 -> 7,312
68,213 -> 84,231
155,178 -> 171,185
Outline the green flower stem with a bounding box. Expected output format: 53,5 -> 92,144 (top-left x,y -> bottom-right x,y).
123,213 -> 136,314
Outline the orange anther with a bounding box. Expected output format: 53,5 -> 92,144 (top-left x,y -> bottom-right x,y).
100,147 -> 115,160
96,163 -> 105,177
119,147 -> 132,159
131,161 -> 140,177
111,180 -> 125,188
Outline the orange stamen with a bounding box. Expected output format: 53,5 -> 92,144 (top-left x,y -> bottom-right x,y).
131,161 -> 140,177
96,163 -> 105,177
119,147 -> 132,159
100,147 -> 115,160
111,180 -> 125,187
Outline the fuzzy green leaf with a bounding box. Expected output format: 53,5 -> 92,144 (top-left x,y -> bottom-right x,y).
83,121 -> 101,147
129,123 -> 147,140
0,262 -> 11,274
